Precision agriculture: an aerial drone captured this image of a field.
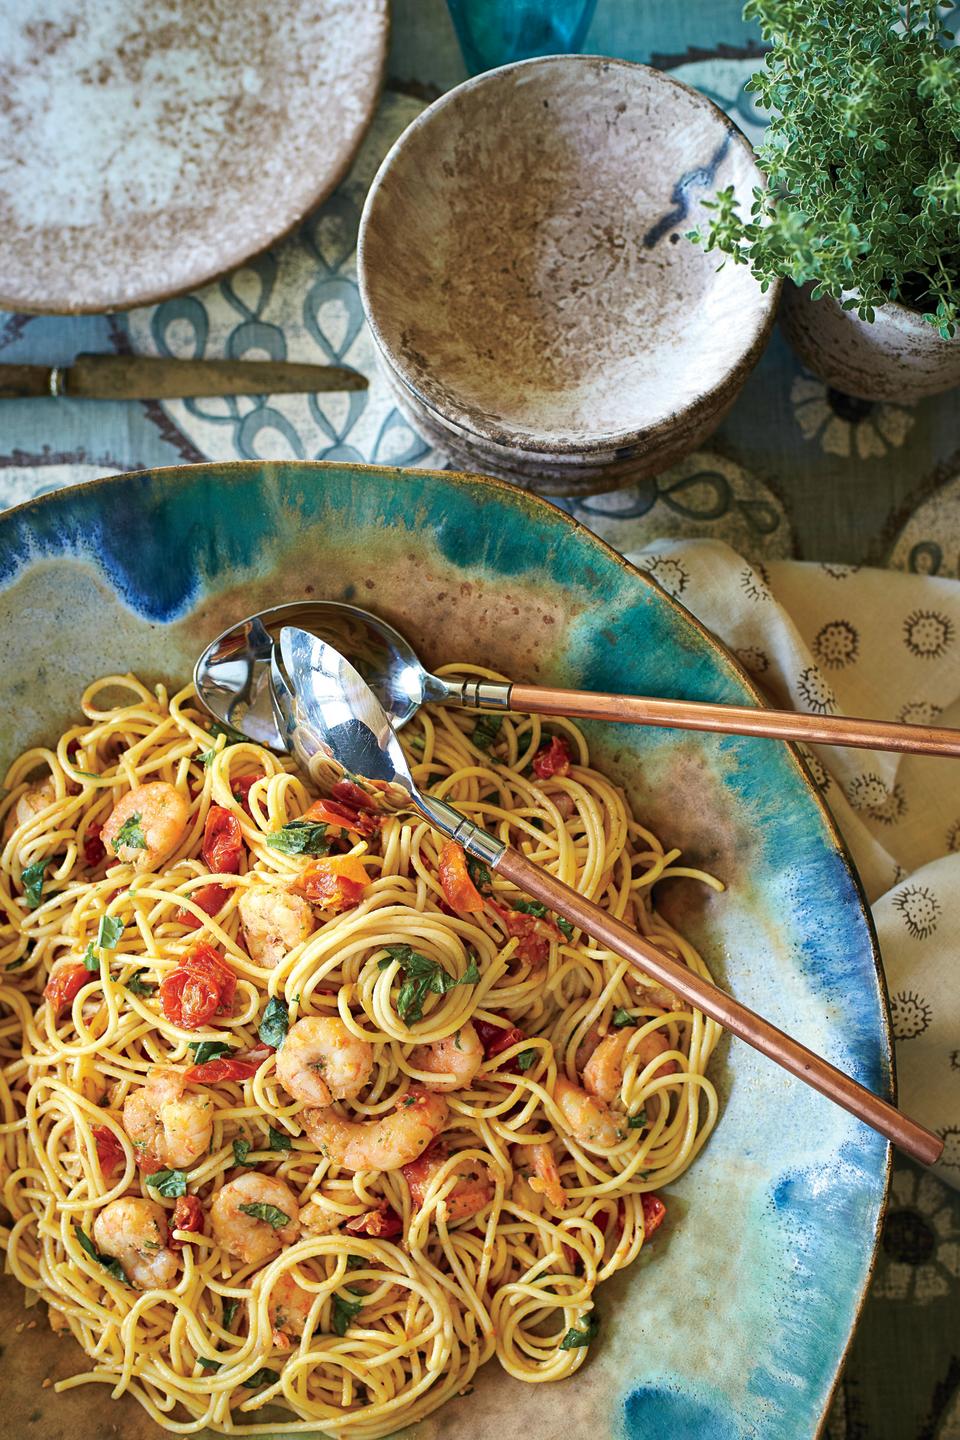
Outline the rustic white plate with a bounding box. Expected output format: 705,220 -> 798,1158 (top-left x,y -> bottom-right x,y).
0,0 -> 388,313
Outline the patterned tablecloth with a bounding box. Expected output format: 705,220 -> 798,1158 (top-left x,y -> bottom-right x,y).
2,2 -> 959,1435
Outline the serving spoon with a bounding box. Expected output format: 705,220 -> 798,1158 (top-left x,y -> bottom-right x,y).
268,624 -> 941,1167
196,600 -> 960,758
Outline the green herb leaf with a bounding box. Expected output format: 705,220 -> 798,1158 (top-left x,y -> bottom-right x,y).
346,1254 -> 366,1270
188,1039 -> 235,1065
238,1202 -> 290,1229
21,857 -> 51,909
556,916 -> 574,940
198,1357 -> 221,1372
74,1225 -> 128,1284
471,713 -> 503,752
466,858 -> 492,893
146,1169 -> 188,1198
612,1008 -> 635,1029
268,1125 -> 292,1152
222,1299 -> 238,1329
82,941 -> 100,973
559,1312 -> 600,1350
512,898 -> 548,918
201,721 -> 247,768
242,1367 -> 279,1389
73,769 -> 99,780
259,996 -> 289,1049
382,946 -> 480,1024
627,1109 -> 647,1130
517,1048 -> 537,1071
331,1291 -> 363,1336
97,914 -> 124,949
265,820 -> 330,856
232,1138 -> 254,1167
7,949 -> 31,971
115,814 -> 146,850
125,968 -> 156,996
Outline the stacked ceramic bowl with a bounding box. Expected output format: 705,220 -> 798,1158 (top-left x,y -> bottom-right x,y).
358,55 -> 779,497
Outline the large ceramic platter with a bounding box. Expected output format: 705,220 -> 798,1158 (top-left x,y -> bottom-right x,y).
0,0 -> 388,313
0,462 -> 890,1438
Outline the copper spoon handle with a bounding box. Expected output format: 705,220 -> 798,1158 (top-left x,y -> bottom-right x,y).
494,845 -> 941,1166
507,683 -> 960,757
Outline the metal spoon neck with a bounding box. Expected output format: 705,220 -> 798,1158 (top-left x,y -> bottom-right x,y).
430,676 -> 512,710
414,792 -> 506,866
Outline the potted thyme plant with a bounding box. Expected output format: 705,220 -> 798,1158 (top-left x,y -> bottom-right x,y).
691,0 -> 960,402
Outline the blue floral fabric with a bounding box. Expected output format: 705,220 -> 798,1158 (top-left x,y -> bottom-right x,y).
1,2 -> 959,1435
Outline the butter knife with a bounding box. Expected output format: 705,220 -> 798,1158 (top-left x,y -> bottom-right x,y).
0,354 -> 368,400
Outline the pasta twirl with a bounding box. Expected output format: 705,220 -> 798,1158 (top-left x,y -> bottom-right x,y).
0,668 -> 721,1437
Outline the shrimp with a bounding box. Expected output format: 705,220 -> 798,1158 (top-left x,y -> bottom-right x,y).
276,1017 -> 374,1107
210,1173 -> 301,1264
409,1021 -> 483,1093
301,1086 -> 448,1173
92,1197 -> 178,1289
102,781 -> 189,871
238,888 -> 314,969
267,1271 -> 316,1342
582,1027 -> 679,1104
553,1076 -> 624,1149
2,778 -> 56,843
402,1141 -> 494,1223
123,1066 -> 213,1170
528,1142 -> 567,1209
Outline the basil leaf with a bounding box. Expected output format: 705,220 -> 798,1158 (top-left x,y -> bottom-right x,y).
268,1125 -> 292,1152
466,858 -> 492,893
556,916 -> 574,940
627,1109 -> 647,1130
459,959 -> 481,987
7,950 -> 30,970
259,996 -> 289,1049
397,976 -> 428,1025
512,898 -> 548,918
346,1254 -> 366,1270
388,948 -> 480,1025
198,1357 -> 221,1372
201,721 -> 247,767
82,941 -> 100,973
97,914 -> 124,949
331,1291 -> 363,1336
242,1367 -> 279,1389
146,1168 -> 188,1198
238,1202 -> 290,1229
222,1299 -> 238,1329
74,1224 -> 128,1284
233,1138 -> 254,1167
126,968 -> 156,996
612,1008 -> 635,1029
115,814 -> 146,850
266,820 -> 330,856
21,858 -> 50,909
188,1039 -> 235,1065
559,1313 -> 599,1350
73,769 -> 99,780
471,713 -> 503,752
517,1049 -> 537,1071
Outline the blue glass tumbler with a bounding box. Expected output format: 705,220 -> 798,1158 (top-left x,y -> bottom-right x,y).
445,0 -> 599,74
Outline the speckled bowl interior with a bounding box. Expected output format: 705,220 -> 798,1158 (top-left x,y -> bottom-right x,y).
0,462 -> 889,1440
358,57 -> 778,455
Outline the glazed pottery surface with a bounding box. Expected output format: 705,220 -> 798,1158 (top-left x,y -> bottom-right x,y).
0,462 -> 888,1439
358,56 -> 779,482
0,0 -> 388,313
781,281 -> 960,403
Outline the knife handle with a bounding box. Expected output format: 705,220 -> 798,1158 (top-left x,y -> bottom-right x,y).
0,365 -> 56,399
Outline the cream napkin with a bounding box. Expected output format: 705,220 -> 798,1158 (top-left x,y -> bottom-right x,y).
595,537 -> 960,1183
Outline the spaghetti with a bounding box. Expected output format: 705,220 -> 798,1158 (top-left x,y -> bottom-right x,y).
0,668 -> 721,1436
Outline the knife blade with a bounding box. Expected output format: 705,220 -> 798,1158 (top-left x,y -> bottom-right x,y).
0,354 -> 368,400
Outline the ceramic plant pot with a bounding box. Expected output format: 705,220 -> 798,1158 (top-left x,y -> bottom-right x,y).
781,280 -> 960,403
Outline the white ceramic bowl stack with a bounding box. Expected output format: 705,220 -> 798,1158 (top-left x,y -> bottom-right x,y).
358,55 -> 780,496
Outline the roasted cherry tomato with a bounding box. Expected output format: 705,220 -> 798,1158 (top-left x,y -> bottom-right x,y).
438,840 -> 484,914
302,797 -> 380,838
83,822 -> 106,867
488,900 -> 560,966
134,1152 -> 165,1175
184,1054 -> 263,1083
201,805 -> 244,875
44,963 -> 89,1016
331,778 -> 378,812
641,1192 -> 666,1237
295,854 -> 369,913
230,772 -> 264,817
177,882 -> 230,930
169,1194 -> 204,1251
345,1204 -> 403,1239
474,1016 -> 526,1059
159,944 -> 236,1030
532,734 -> 572,779
91,1124 -> 125,1179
